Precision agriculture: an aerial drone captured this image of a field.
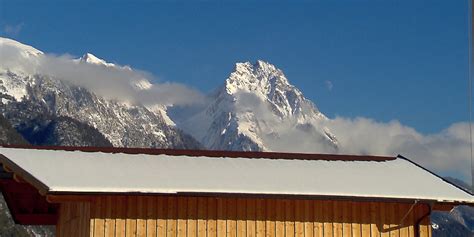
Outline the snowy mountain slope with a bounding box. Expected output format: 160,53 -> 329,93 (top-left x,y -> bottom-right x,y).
1,37 -> 335,152
0,37 -> 43,58
0,113 -> 28,146
75,52 -> 175,126
78,53 -> 118,68
177,60 -> 338,151
0,37 -> 200,149
1,37 -> 474,237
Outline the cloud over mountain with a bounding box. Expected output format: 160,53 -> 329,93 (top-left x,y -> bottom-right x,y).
1,37 -> 471,183
322,118 -> 472,181
0,37 -> 204,107
178,60 -> 472,182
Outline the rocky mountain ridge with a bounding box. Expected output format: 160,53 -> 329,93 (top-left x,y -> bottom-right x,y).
177,60 -> 338,151
0,37 -> 201,149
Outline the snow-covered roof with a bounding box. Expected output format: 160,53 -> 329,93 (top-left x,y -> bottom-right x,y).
0,146 -> 472,204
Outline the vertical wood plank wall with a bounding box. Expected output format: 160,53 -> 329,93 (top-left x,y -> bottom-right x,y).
56,202 -> 91,237
56,196 -> 432,237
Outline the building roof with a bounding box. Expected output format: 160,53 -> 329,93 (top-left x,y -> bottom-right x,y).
0,146 -> 472,205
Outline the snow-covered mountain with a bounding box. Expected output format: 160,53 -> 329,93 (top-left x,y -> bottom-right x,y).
0,37 -> 336,151
0,37 -> 42,58
0,37 -> 200,149
75,52 -> 176,126
0,37 -> 472,237
177,60 -> 338,151
78,52 -> 118,68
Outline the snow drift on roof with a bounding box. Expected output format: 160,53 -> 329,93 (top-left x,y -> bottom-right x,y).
0,147 -> 472,204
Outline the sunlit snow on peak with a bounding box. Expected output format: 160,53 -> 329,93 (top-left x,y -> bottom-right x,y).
132,79 -> 153,90
0,37 -> 43,58
78,53 -> 116,68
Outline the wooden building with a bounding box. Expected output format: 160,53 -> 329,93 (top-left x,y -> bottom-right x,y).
0,145 -> 472,237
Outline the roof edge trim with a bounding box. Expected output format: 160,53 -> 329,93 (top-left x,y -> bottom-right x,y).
44,191 -> 474,206
0,144 -> 396,162
397,154 -> 473,197
0,154 -> 50,195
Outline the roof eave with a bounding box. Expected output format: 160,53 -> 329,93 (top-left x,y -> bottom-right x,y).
0,154 -> 50,195
43,190 -> 474,208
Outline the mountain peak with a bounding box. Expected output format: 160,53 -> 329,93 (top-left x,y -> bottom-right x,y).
181,60 -> 334,152
255,59 -> 277,70
220,59 -> 322,120
225,60 -> 289,96
233,60 -> 278,73
79,53 -> 115,67
0,37 -> 43,57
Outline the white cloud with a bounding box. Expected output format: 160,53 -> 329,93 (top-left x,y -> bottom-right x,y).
325,80 -> 333,91
322,118 -> 473,182
3,23 -> 24,36
0,41 -> 205,106
1,38 -> 469,183
231,92 -> 472,182
308,117 -> 472,182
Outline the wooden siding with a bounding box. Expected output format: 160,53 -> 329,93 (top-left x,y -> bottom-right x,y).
57,202 -> 91,237
56,196 -> 432,237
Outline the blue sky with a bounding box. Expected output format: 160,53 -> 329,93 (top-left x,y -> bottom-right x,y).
0,0 -> 470,134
